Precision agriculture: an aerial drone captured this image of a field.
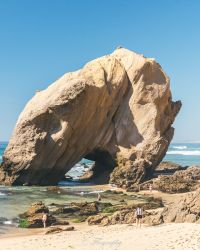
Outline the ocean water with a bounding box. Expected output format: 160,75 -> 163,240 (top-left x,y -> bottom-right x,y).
1,142 -> 200,168
164,143 -> 200,166
0,142 -> 7,163
0,141 -> 200,234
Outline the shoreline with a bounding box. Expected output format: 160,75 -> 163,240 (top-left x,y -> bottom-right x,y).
0,189 -> 190,238
1,223 -> 200,250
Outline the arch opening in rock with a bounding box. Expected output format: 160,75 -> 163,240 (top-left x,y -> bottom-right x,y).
61,158 -> 94,184
83,149 -> 116,184
61,149 -> 116,185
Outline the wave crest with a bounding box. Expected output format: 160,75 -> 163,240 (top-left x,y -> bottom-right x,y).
172,146 -> 187,150
167,150 -> 200,156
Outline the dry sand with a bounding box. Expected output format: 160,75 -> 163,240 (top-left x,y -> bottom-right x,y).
1,223 -> 200,250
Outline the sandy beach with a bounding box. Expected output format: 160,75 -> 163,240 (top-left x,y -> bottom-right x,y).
1,223 -> 200,250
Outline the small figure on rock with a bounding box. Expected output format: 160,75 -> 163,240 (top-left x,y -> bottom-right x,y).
149,184 -> 153,192
135,206 -> 143,228
42,212 -> 47,228
97,192 -> 102,201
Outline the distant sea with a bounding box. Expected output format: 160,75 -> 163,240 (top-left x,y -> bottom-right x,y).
164,143 -> 200,166
1,142 -> 200,169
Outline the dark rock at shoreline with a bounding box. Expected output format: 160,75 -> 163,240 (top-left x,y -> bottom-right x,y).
50,202 -> 100,217
19,202 -> 56,228
27,201 -> 49,215
27,213 -> 56,228
139,165 -> 200,193
67,202 -> 98,216
154,161 -> 186,175
153,166 -> 200,193
87,209 -> 135,226
51,218 -> 70,226
47,186 -> 62,192
87,215 -> 108,225
45,226 -> 74,234
78,170 -> 94,183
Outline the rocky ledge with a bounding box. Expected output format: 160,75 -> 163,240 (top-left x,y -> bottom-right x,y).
18,192 -> 164,229
0,48 -> 181,187
139,163 -> 200,193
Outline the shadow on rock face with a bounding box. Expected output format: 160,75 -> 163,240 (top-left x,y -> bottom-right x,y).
0,48 -> 181,187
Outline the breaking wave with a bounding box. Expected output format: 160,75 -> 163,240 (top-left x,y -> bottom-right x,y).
172,146 -> 187,150
167,150 -> 200,156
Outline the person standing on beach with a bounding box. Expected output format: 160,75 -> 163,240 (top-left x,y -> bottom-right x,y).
135,206 -> 143,228
42,212 -> 47,228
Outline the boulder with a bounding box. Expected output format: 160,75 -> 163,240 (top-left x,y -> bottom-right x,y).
87,214 -> 107,225
45,226 -> 74,234
27,201 -> 49,216
143,208 -> 164,226
176,166 -> 200,181
78,170 -> 94,183
0,48 -> 181,187
154,161 -> 184,175
19,202 -> 56,228
51,218 -> 69,226
152,166 -> 200,193
27,213 -> 56,228
45,227 -> 63,234
162,189 -> 200,223
50,202 -> 99,216
70,202 -> 99,216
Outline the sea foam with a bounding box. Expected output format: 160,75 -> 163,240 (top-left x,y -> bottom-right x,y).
172,146 -> 187,150
167,150 -> 200,156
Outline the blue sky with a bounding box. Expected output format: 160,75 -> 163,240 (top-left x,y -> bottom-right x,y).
0,0 -> 199,142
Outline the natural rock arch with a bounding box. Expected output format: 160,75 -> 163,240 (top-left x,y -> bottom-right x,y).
0,48 -> 181,187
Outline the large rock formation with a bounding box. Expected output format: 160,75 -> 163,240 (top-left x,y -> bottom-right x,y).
0,48 -> 181,186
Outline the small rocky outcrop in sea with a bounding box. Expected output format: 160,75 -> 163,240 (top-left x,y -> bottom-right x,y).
154,161 -> 185,175
19,201 -> 57,228
0,48 -> 181,187
140,165 -> 200,193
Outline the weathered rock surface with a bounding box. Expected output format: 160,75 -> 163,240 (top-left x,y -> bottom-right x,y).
154,161 -> 185,175
19,202 -> 56,228
143,208 -> 164,226
87,198 -> 164,226
45,226 -> 74,234
149,166 -> 200,193
0,48 -> 181,186
162,189 -> 200,223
